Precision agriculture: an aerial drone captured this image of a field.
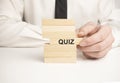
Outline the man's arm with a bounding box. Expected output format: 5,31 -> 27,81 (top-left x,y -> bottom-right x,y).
0,0 -> 45,47
99,0 -> 120,47
77,0 -> 120,59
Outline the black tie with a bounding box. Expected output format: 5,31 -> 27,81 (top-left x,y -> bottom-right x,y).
55,0 -> 67,19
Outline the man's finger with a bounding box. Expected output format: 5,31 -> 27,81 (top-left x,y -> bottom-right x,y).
80,33 -> 114,52
83,46 -> 112,59
77,22 -> 97,37
80,25 -> 111,46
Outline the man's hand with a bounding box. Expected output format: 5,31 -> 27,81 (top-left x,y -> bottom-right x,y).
77,22 -> 114,59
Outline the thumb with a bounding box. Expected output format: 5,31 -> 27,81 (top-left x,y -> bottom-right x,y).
77,22 -> 97,37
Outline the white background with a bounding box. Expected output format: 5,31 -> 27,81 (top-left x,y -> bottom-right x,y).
115,0 -> 120,8
0,0 -> 120,83
0,47 -> 120,83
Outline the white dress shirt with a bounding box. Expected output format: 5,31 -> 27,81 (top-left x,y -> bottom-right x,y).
0,0 -> 120,47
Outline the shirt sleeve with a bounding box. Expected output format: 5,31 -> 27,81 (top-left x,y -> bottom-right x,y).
0,0 -> 47,47
99,0 -> 120,47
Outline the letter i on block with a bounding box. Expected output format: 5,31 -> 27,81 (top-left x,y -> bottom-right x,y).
42,19 -> 82,63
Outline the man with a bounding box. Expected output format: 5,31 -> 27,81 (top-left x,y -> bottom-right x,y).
0,0 -> 120,59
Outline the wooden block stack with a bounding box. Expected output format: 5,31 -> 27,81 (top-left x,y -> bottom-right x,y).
42,19 -> 82,63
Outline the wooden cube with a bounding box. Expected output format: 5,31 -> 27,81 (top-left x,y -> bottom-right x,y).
42,19 -> 82,63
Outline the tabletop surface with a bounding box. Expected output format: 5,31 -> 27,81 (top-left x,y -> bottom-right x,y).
0,47 -> 120,83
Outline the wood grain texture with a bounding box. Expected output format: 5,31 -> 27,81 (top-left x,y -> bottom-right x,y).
42,19 -> 82,63
42,19 -> 75,26
44,57 -> 76,63
44,45 -> 77,58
